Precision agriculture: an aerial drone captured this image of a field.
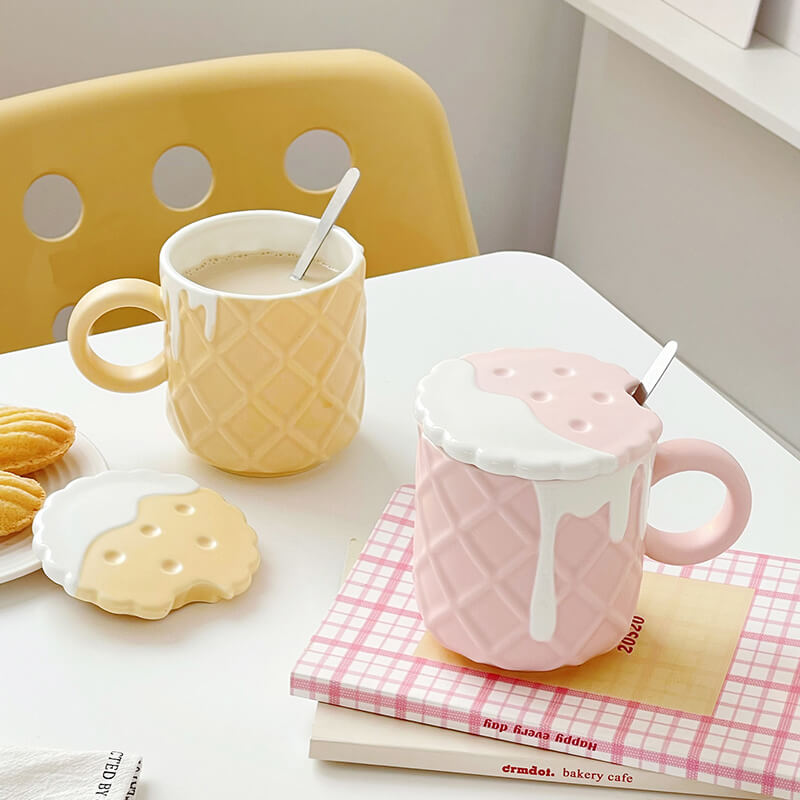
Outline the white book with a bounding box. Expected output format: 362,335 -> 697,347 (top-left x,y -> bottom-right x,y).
309,539 -> 764,798
311,703 -> 761,797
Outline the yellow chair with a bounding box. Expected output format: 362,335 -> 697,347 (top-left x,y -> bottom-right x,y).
0,49 -> 477,353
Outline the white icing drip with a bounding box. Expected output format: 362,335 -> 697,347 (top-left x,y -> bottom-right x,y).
32,470 -> 198,596
163,279 -> 218,361
528,456 -> 650,642
415,359 -> 618,481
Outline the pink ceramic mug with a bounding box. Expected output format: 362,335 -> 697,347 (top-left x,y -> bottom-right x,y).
412,348 -> 751,671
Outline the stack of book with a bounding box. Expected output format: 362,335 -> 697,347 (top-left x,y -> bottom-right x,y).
291,486 -> 800,799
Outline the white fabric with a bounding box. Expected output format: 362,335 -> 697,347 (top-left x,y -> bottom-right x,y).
0,747 -> 141,800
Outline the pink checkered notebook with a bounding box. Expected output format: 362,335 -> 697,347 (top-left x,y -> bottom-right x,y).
291,486 -> 800,800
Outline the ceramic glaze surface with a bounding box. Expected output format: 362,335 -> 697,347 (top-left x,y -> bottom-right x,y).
32,470 -> 197,595
162,274 -> 219,361
414,347 -> 750,669
465,348 -> 662,468
528,453 -> 653,641
163,261 -> 366,475
413,348 -> 660,669
415,358 -> 617,481
159,211 -> 367,476
32,469 -> 260,619
67,211 -> 367,476
414,350 -> 661,481
414,434 -> 652,670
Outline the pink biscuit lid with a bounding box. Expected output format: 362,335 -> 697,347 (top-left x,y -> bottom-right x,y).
415,348 -> 663,481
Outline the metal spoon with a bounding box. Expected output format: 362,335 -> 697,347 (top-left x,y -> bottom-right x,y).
291,167 -> 360,281
631,340 -> 678,405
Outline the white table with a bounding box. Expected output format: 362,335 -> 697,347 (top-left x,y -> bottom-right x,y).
1,252 -> 798,799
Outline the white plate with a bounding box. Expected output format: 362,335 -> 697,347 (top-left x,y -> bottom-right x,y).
0,431 -> 107,584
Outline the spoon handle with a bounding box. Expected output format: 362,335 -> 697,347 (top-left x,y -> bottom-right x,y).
632,340 -> 678,405
292,167 -> 361,281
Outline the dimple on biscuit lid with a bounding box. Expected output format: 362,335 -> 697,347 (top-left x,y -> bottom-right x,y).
414,348 -> 663,481
32,469 -> 260,619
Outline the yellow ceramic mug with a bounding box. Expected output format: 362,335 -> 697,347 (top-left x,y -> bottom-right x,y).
68,211 -> 366,476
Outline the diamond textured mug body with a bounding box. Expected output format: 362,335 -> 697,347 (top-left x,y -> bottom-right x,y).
413,434 -> 650,671
165,263 -> 365,475
65,210 -> 370,474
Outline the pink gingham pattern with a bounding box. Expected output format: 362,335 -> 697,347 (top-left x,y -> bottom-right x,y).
291,486 -> 800,799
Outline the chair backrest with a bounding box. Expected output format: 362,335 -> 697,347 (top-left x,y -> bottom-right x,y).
0,49 -> 477,352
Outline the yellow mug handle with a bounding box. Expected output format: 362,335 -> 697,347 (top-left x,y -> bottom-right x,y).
67,278 -> 167,393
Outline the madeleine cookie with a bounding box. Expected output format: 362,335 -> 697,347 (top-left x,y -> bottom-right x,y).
0,470 -> 46,537
32,470 -> 260,619
0,406 -> 76,475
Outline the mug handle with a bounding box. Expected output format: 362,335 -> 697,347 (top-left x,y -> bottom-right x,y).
67,278 -> 167,393
645,439 -> 752,565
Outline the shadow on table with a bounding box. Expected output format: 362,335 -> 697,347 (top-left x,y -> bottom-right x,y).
0,569 -> 56,611
0,551 -> 270,648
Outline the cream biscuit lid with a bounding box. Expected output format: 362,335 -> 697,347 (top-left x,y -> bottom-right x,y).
32,469 -> 260,619
33,469 -> 198,595
414,348 -> 663,481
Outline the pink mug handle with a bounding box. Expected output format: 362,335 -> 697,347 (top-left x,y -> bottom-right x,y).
645,439 -> 752,565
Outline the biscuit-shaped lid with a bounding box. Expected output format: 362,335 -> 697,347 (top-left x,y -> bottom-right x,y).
32,469 -> 259,619
414,348 -> 663,481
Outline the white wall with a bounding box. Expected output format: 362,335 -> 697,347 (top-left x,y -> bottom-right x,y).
0,0 -> 583,255
555,21 -> 800,452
